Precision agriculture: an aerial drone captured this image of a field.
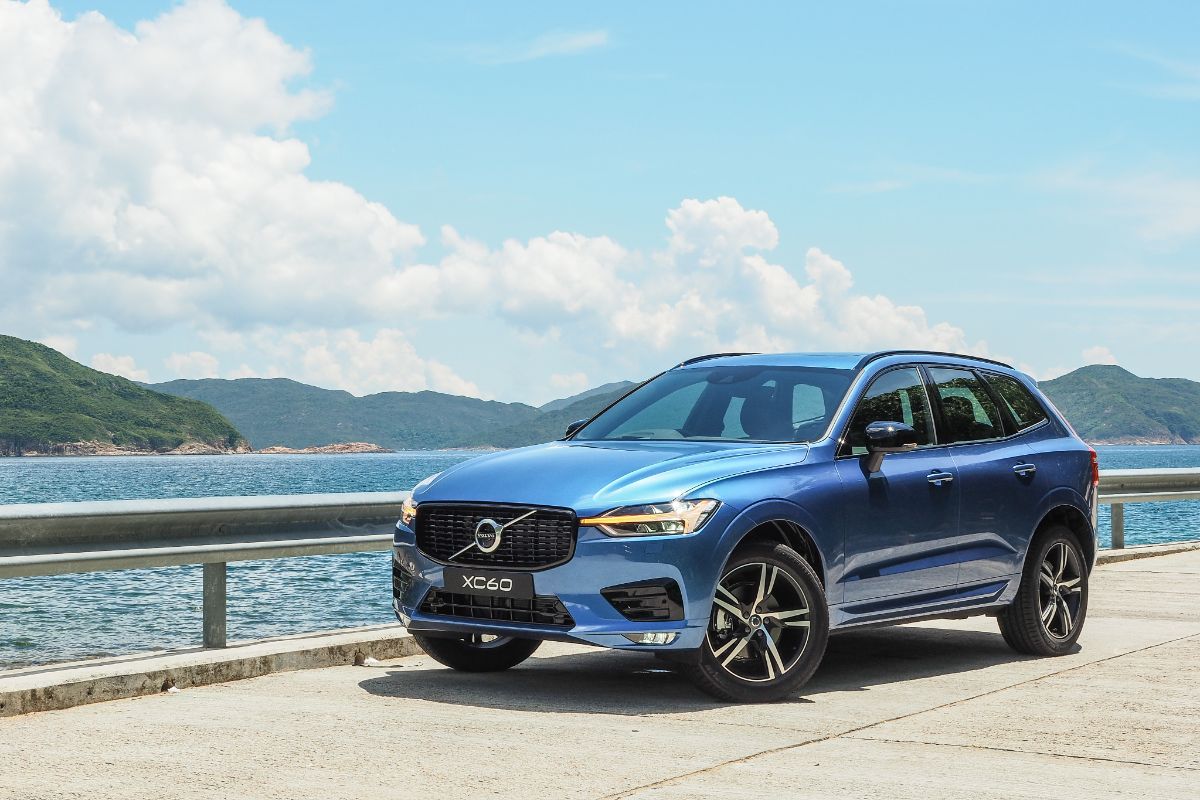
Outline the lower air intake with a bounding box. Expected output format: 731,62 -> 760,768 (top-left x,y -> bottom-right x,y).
421,589 -> 575,628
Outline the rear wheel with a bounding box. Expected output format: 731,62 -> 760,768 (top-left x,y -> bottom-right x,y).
413,632 -> 541,672
683,542 -> 829,702
997,526 -> 1088,655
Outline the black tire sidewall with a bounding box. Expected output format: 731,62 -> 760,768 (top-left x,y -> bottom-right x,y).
1015,526 -> 1089,654
687,542 -> 829,702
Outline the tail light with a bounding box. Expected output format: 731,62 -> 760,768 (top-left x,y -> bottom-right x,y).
1088,448 -> 1100,486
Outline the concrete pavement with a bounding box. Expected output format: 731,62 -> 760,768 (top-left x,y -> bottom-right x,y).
2,551 -> 1197,800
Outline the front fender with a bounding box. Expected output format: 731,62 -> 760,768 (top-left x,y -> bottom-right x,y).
703,498 -> 842,609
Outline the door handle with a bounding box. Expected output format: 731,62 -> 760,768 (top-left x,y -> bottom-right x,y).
1013,463 -> 1037,478
927,471 -> 955,486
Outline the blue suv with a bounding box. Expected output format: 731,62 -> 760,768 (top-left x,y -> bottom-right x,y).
392,351 -> 1098,701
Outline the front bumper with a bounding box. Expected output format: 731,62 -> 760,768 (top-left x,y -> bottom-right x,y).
392,516 -> 732,651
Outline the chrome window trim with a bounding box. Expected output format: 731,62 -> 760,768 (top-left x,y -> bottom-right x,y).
834,362 -> 1054,460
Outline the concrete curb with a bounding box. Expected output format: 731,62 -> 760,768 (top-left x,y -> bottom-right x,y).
0,624 -> 419,717
1096,540 -> 1200,564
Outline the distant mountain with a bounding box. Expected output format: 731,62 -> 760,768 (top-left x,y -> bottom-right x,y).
150,378 -> 541,450
539,381 -> 636,412
0,335 -> 246,456
1040,365 -> 1200,444
472,384 -> 637,448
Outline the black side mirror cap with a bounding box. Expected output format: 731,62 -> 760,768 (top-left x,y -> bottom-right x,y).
864,420 -> 919,472
564,419 -> 588,438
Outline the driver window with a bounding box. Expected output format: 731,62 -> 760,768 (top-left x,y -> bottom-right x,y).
842,367 -> 933,456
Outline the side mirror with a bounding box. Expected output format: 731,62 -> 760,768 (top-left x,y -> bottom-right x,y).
564,419 -> 588,438
864,420 -> 919,472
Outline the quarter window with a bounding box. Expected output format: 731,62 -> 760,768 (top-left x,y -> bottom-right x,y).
842,368 -> 933,456
984,373 -> 1048,432
928,367 -> 1004,444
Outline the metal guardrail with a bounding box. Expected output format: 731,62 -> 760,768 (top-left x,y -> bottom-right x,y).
1097,468 -> 1200,549
0,492 -> 409,648
0,468 -> 1197,652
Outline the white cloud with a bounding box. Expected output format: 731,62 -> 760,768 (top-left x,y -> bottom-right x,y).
666,196 -> 779,266
39,334 -> 77,357
1082,345 -> 1118,365
550,372 -> 590,393
91,352 -> 149,381
244,328 -> 482,398
165,350 -> 220,378
0,0 -> 422,336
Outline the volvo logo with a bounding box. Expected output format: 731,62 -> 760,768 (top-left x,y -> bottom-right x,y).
448,508 -> 538,561
474,518 -> 504,553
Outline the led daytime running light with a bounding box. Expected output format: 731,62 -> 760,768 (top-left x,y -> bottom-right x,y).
581,499 -> 719,537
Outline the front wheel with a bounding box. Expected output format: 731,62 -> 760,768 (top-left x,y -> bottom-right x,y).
412,632 -> 541,672
997,526 -> 1088,655
683,542 -> 829,702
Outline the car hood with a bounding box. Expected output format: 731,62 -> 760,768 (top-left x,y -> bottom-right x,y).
415,439 -> 809,514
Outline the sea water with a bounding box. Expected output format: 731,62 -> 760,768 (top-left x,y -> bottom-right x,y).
1,445 -> 1196,667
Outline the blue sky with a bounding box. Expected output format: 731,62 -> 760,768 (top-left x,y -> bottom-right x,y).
5,1 -> 1199,402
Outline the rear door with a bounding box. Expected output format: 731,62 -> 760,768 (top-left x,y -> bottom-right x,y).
926,367 -> 1040,588
835,366 -> 962,603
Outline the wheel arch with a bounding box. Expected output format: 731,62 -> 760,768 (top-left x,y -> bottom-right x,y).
735,519 -> 826,587
1036,503 -> 1096,570
714,499 -> 835,591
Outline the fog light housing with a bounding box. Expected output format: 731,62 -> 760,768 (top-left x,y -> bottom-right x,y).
623,632 -> 678,645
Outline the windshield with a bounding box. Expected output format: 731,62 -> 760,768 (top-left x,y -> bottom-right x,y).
574,365 -> 855,443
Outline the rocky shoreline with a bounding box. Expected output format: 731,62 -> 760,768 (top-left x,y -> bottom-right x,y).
255,442 -> 393,455
11,440 -> 252,457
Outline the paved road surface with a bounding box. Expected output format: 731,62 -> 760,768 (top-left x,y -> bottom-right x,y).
2,551 -> 1197,800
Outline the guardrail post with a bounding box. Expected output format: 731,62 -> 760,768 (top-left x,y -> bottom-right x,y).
203,562 -> 227,648
1110,503 -> 1125,550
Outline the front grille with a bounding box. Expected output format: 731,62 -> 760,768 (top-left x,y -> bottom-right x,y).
415,503 -> 576,570
421,589 -> 575,627
602,579 -> 685,622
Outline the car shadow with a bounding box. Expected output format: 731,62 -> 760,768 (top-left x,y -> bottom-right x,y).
357,624 -> 1069,715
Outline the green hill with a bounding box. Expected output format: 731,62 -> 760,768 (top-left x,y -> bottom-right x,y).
538,381 -> 636,412
0,336 -> 246,456
1039,365 -> 1200,444
150,377 -> 638,450
472,384 -> 636,448
151,377 -> 542,450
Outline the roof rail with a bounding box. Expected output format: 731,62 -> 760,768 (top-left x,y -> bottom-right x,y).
675,352 -> 758,368
855,350 -> 1014,370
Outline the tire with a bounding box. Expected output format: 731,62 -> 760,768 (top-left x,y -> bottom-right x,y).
683,542 -> 829,702
412,632 -> 542,672
997,525 -> 1088,656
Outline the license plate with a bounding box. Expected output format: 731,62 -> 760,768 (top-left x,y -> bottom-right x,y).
443,567 -> 534,599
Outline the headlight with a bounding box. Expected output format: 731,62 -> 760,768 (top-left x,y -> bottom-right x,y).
400,496 -> 418,528
580,499 -> 719,537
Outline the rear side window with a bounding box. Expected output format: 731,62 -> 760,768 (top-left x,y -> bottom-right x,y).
928,367 -> 1004,444
984,373 -> 1048,432
842,367 -> 933,455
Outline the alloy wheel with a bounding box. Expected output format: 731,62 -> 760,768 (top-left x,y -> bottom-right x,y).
1039,541 -> 1083,639
706,562 -> 813,682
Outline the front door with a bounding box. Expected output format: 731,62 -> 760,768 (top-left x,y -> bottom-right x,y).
835,367 -> 961,603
